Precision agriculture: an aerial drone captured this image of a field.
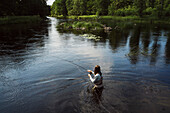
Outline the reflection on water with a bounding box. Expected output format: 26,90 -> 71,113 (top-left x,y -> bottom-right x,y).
0,17 -> 170,113
166,33 -> 170,64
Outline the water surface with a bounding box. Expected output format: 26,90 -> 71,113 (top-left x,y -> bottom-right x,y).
0,17 -> 170,113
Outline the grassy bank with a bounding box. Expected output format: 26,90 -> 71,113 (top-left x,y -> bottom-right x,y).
54,15 -> 170,24
57,21 -> 104,31
0,16 -> 42,25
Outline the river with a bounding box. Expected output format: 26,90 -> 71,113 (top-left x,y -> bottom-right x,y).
0,17 -> 170,113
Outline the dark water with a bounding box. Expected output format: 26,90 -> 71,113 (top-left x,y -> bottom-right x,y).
0,17 -> 170,113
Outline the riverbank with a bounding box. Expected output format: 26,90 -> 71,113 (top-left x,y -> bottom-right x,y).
57,21 -> 104,31
0,16 -> 43,25
54,15 -> 170,24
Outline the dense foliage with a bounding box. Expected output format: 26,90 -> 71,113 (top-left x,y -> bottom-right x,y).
0,0 -> 49,17
51,0 -> 170,18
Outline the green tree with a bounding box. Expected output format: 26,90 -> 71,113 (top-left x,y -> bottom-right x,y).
108,0 -> 133,15
68,0 -> 86,16
164,0 -> 170,16
51,0 -> 67,16
49,0 -> 170,17
146,0 -> 156,8
0,0 -> 18,16
86,0 -> 96,15
0,0 -> 48,17
66,0 -> 73,15
95,0 -> 110,15
19,0 -> 48,17
155,0 -> 165,18
164,0 -> 170,8
134,0 -> 146,17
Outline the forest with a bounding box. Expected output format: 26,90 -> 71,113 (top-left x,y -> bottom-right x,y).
51,0 -> 170,18
0,0 -> 49,17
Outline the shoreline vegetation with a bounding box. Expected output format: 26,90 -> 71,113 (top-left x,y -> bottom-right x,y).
54,15 -> 170,24
0,0 -> 50,25
57,21 -> 108,31
56,15 -> 170,34
56,14 -> 170,37
56,15 -> 170,41
0,16 -> 43,25
51,0 -> 170,24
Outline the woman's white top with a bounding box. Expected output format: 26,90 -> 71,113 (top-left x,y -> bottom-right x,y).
89,72 -> 103,88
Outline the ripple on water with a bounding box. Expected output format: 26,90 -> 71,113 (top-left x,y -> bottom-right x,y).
1,17 -> 170,113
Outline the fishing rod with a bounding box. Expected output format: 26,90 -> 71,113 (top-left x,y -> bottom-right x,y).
57,57 -> 112,112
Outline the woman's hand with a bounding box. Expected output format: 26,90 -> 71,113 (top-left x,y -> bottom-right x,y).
87,70 -> 91,72
88,74 -> 91,77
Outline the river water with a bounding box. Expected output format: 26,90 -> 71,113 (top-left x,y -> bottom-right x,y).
0,17 -> 170,113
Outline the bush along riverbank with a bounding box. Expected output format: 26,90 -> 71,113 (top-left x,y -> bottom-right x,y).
57,21 -> 112,32
0,16 -> 43,25
54,15 -> 170,24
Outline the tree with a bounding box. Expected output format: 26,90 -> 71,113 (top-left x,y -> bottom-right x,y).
134,0 -> 146,17
67,0 -> 86,16
95,0 -> 110,15
66,0 -> 73,15
0,0 -> 48,17
155,0 -> 165,18
164,0 -> 170,16
0,0 -> 18,16
146,0 -> 156,8
51,0 -> 67,16
108,0 -> 134,15
49,0 -> 170,17
86,0 -> 96,15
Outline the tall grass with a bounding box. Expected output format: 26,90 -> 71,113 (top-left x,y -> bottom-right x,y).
72,21 -> 103,29
0,16 -> 42,25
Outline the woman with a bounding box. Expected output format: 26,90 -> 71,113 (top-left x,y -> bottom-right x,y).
87,65 -> 103,88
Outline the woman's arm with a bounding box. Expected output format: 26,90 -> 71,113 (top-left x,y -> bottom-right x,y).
88,74 -> 100,83
87,70 -> 94,75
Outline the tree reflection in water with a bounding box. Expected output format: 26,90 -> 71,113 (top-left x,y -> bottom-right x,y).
165,33 -> 170,64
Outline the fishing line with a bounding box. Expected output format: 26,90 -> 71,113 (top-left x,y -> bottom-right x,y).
56,56 -> 113,113
56,56 -> 88,73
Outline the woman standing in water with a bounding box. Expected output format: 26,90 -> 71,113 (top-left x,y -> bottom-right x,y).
87,65 -> 103,89
87,65 -> 103,103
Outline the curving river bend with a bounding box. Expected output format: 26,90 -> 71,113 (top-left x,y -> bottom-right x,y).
0,17 -> 170,113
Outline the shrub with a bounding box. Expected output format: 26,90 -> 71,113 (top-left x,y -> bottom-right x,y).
124,6 -> 138,16
113,6 -> 137,16
114,8 -> 125,16
143,7 -> 157,16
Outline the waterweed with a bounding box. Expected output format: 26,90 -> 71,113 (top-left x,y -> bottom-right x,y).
80,34 -> 102,41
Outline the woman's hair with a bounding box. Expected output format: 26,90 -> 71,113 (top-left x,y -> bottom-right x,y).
94,65 -> 102,75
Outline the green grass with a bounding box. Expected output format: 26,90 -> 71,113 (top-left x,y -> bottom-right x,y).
53,15 -> 170,24
73,21 -> 103,29
54,15 -> 140,20
54,15 -> 97,20
0,16 -> 42,25
101,15 -> 139,20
